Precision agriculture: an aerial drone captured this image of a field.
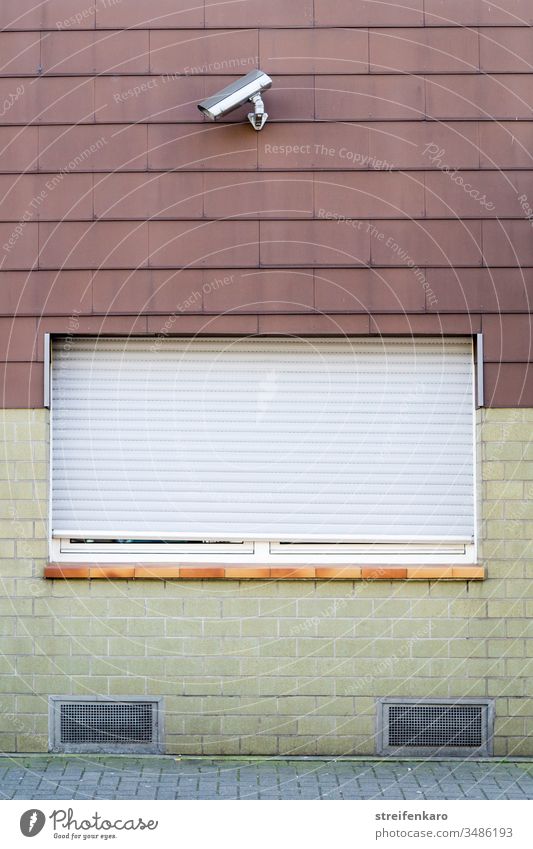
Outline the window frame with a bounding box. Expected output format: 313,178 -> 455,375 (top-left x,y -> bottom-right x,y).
48,334 -> 479,568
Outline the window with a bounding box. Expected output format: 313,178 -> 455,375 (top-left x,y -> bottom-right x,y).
50,336 -> 476,565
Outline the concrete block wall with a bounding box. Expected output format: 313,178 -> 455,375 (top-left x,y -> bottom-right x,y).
0,408 -> 531,755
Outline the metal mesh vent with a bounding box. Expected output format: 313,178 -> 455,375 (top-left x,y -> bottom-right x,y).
388,704 -> 483,748
378,699 -> 493,756
60,702 -> 153,745
49,697 -> 163,753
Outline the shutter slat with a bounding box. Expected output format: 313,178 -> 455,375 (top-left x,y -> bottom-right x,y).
52,337 -> 474,539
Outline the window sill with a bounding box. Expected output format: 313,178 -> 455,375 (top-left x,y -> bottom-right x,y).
44,564 -> 485,581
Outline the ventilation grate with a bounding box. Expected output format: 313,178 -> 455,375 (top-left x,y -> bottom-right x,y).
388,704 -> 483,748
49,697 -> 163,753
378,699 -> 494,757
60,702 -> 153,745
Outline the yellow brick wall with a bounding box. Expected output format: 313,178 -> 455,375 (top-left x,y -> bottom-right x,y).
0,408 -> 531,755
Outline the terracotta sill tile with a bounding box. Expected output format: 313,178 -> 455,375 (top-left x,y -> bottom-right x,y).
452,566 -> 485,580
45,566 -> 89,579
45,564 -> 484,580
134,566 -> 181,579
361,567 -> 408,580
179,567 -> 226,578
315,567 -> 362,579
269,567 -> 316,578
89,566 -> 135,579
407,567 -> 455,579
224,568 -> 271,579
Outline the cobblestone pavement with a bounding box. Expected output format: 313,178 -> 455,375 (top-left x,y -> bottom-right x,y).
0,757 -> 532,800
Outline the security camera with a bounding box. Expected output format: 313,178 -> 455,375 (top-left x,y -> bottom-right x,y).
198,69 -> 272,131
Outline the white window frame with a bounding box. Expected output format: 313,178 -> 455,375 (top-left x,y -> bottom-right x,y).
48,335 -> 478,568
50,535 -> 476,565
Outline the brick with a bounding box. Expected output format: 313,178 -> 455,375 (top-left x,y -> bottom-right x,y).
485,364 -> 533,408
149,123 -> 256,171
315,568 -> 362,579
315,171 -> 425,218
45,566 -> 88,579
0,0 -> 96,30
407,567 -> 454,579
482,315 -> 533,363
487,519 -> 526,540
16,540 -> 47,558
260,220 -> 370,266
179,568 -> 226,578
370,28 -> 478,73
94,172 -> 204,220
425,269 -> 533,313
316,75 -> 424,120
109,677 -> 148,696
95,76 -> 203,124
425,170 -> 526,219
259,122 -> 369,171
224,568 -> 271,579
488,678 -> 524,697
0,127 -> 38,173
151,29 -> 258,75
505,422 -> 533,441
425,0 -> 533,26
261,28 -> 368,74
483,220 -> 533,267
133,566 -> 181,579
202,268 -> 315,314
485,443 -> 526,462
0,174 -> 93,222
362,568 -> 407,580
16,734 -> 47,752
0,33 -> 40,75
370,121 -> 479,170
269,568 -> 316,579
96,0 -> 204,28
427,75 -> 533,120
489,599 -> 525,618
315,268 -> 425,313
0,222 -> 39,270
204,172 -> 314,219
205,0 -> 313,27
0,271 -> 92,316
0,318 -> 37,361
146,314 -> 258,334
0,77 -> 94,125
315,0 -> 424,26
485,482 -> 524,501
0,363 -> 43,407
257,314 -> 369,335
38,222 -> 149,269
483,499 -> 505,518
149,220 -> 258,268
41,30 -> 150,75
39,125 -> 147,172
370,220 -> 483,267
37,317 -> 148,351
480,27 -> 533,72
370,313 -> 481,335
89,566 -> 135,579
452,567 -> 485,579
480,122 -> 533,168
92,269 -> 199,314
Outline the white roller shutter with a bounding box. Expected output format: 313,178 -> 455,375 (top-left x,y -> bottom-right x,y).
51,336 -> 475,541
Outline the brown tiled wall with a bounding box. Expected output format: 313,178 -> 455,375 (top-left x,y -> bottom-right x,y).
0,1 -> 532,406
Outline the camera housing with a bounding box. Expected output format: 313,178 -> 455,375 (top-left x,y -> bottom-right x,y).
198,69 -> 273,131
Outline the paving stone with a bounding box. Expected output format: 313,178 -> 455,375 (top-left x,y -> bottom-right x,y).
0,757 -> 532,800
